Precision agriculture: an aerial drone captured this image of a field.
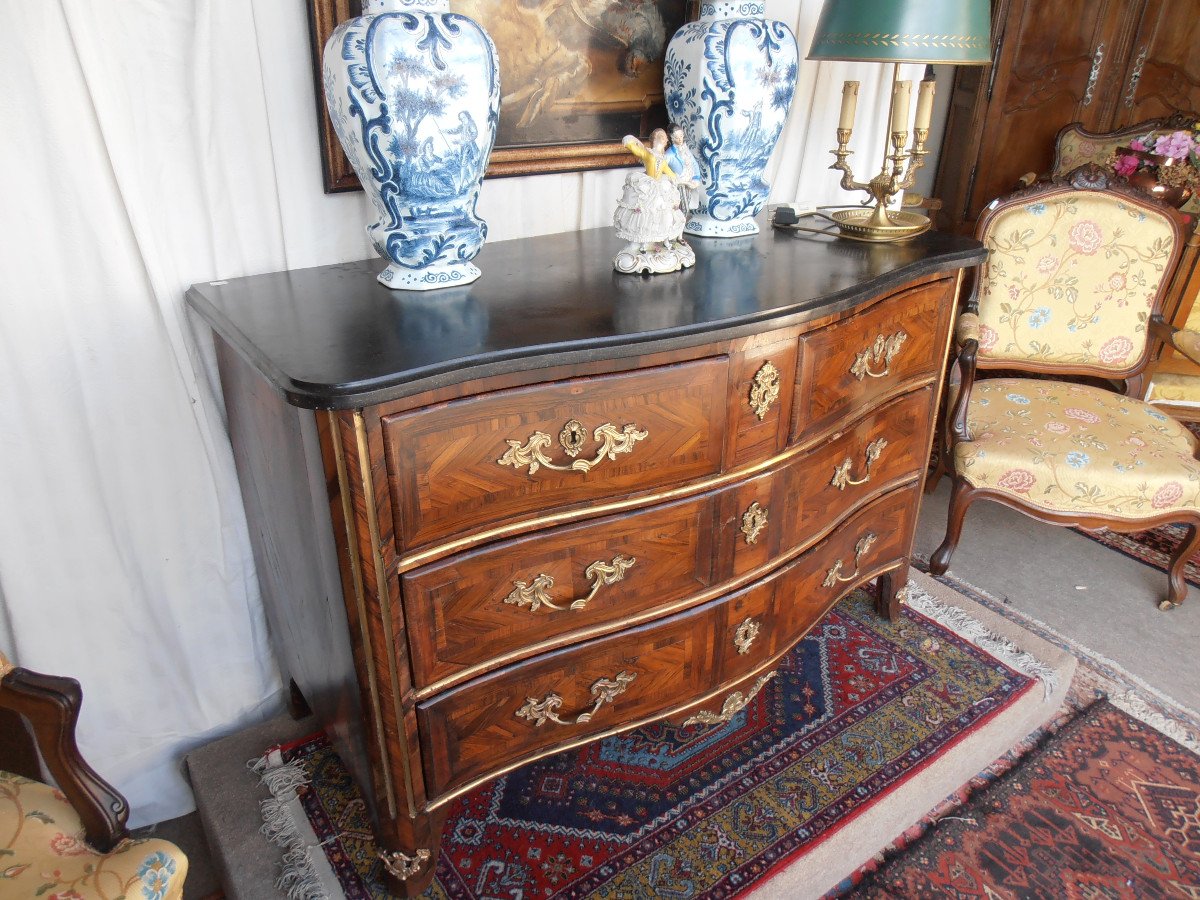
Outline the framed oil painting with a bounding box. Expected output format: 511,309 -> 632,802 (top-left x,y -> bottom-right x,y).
308,0 -> 689,191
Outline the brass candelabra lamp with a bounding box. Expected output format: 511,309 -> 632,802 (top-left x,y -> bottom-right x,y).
827,70 -> 935,241
808,0 -> 993,242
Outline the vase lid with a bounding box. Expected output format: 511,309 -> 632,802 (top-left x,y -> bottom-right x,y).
363,0 -> 449,14
699,0 -> 766,20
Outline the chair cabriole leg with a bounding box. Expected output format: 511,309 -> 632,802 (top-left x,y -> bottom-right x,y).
1162,522 -> 1200,610
929,479 -> 973,576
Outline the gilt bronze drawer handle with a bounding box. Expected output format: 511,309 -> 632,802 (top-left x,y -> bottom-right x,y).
503,554 -> 637,613
831,438 -> 889,490
683,671 -> 776,727
822,533 -> 878,587
733,616 -> 760,655
498,420 -> 649,475
516,670 -> 637,727
749,361 -> 781,420
850,332 -> 908,380
740,501 -> 769,545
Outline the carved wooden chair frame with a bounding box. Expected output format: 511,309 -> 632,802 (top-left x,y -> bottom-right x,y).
0,654 -> 130,852
1050,113 -> 1199,175
929,167 -> 1200,609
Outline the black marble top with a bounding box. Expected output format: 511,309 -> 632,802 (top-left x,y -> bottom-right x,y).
186,221 -> 985,409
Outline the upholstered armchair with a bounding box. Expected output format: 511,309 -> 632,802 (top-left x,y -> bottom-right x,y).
0,652 -> 188,899
930,168 -> 1200,610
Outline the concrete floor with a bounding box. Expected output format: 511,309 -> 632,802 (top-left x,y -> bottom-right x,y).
168,480 -> 1200,897
915,477 -> 1200,713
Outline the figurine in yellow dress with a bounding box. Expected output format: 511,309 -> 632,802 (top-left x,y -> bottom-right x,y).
613,129 -> 696,274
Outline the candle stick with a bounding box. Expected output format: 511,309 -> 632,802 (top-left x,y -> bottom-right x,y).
914,77 -> 935,132
890,80 -> 911,135
839,80 -> 860,131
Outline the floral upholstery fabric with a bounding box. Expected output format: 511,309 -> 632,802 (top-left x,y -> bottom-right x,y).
1053,127 -> 1128,175
975,192 -> 1177,371
954,378 -> 1200,519
0,771 -> 186,900
1148,373 -> 1200,405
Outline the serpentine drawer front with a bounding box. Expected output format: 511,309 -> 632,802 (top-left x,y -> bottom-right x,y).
401,489 -> 723,690
417,484 -> 919,803
794,277 -> 953,441
187,223 -> 983,895
382,359 -> 730,551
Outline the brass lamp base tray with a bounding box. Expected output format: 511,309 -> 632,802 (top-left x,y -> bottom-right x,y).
830,209 -> 931,242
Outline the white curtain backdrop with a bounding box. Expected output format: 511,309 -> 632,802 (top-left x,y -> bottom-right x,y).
0,0 -> 938,825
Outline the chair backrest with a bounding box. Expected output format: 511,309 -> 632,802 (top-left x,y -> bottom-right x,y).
972,170 -> 1186,381
1052,116 -> 1200,215
1052,121 -> 1162,176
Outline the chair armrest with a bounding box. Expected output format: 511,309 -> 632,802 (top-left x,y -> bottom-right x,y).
0,661 -> 129,852
947,339 -> 979,446
956,312 -> 981,346
1150,314 -> 1200,366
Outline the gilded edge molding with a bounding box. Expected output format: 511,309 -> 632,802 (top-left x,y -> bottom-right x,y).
397,374 -> 938,574
353,411 -> 420,819
414,471 -> 922,700
423,553 -> 899,811
328,410 -> 396,820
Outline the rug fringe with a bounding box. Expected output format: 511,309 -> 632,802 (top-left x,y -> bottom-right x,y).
904,581 -> 1059,700
277,846 -> 332,900
251,751 -> 335,900
1107,690 -> 1200,756
915,558 -> 1200,756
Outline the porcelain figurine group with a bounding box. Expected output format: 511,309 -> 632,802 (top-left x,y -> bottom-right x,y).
613,127 -> 702,274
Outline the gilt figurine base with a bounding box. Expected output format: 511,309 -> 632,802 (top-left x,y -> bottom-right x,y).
614,241 -> 697,275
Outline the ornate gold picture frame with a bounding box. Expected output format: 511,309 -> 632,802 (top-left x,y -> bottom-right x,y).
307,0 -> 688,190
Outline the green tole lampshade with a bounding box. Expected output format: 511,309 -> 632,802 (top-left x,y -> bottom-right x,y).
808,0 -> 992,65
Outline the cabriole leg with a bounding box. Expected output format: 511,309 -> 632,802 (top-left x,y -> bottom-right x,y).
929,479 -> 973,576
1162,522 -> 1200,611
877,562 -> 910,620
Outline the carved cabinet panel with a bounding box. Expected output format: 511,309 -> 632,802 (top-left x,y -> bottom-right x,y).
934,0 -> 1200,234
1113,0 -> 1200,127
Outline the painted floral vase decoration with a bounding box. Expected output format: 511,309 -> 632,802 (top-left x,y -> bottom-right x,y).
323,0 -> 499,290
1108,124 -> 1200,209
664,0 -> 797,237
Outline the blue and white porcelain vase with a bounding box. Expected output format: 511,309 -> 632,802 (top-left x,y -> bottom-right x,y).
664,1 -> 797,237
323,0 -> 499,290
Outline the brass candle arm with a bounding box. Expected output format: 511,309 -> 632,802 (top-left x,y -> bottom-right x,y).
822,67 -> 934,242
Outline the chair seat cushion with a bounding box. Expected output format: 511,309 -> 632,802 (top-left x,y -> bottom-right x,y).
0,770 -> 187,900
954,378 -> 1200,519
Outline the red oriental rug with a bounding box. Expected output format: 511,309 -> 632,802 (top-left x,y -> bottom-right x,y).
857,698 -> 1200,898
258,589 -> 1040,899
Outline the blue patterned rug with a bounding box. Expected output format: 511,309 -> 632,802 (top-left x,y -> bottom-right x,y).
268,589 -> 1038,898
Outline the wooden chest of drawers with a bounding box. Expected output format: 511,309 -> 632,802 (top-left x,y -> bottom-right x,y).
187,224 -> 983,895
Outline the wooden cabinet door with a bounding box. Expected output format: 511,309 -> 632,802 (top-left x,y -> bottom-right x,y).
936,0 -> 1132,234
1112,0 -> 1200,127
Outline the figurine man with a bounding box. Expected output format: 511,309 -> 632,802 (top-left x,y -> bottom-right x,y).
665,125 -> 703,212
